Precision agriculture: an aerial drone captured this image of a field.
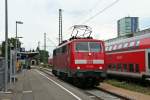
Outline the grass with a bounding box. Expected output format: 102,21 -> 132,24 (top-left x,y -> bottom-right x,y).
105,79 -> 150,95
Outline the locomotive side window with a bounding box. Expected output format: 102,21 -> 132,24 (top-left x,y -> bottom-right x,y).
123,64 -> 127,72
129,64 -> 134,72
76,42 -> 88,52
117,64 -> 122,71
113,64 -> 116,71
53,50 -> 56,56
108,65 -> 112,70
135,64 -> 139,73
89,42 -> 100,52
62,45 -> 67,53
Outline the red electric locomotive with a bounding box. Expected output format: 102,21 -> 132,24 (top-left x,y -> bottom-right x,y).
105,33 -> 150,80
52,37 -> 106,87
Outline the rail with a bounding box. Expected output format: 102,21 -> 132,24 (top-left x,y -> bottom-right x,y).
39,67 -> 132,100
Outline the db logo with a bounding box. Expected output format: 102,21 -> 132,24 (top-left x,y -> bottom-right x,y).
116,56 -> 122,59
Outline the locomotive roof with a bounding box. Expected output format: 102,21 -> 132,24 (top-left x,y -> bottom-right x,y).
55,38 -> 103,49
105,33 -> 150,46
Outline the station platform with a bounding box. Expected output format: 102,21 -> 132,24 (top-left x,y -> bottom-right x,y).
99,83 -> 150,100
0,68 -> 78,100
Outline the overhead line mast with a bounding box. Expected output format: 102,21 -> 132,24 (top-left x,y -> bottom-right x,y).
59,9 -> 63,45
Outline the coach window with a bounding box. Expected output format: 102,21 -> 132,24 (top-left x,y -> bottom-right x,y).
129,64 -> 134,72
118,44 -> 122,49
129,41 -> 135,47
135,64 -> 139,73
123,43 -> 128,48
123,64 -> 127,72
105,47 -> 108,51
109,46 -> 113,51
113,45 -> 117,50
136,41 -> 140,46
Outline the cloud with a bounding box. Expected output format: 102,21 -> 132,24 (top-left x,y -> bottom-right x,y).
0,0 -> 150,54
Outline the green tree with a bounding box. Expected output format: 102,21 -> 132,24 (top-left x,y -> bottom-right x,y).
2,38 -> 21,57
39,50 -> 49,64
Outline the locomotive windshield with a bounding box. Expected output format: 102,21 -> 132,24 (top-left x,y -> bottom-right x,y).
76,42 -> 101,52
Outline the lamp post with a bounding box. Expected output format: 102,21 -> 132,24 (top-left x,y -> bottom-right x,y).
4,0 -> 8,92
14,21 -> 23,83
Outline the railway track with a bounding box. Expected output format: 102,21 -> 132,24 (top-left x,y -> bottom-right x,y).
38,67 -> 132,100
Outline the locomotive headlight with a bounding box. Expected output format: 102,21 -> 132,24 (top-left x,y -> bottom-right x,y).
77,66 -> 80,70
99,66 -> 103,70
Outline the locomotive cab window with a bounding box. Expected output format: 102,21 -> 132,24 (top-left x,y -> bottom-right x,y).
75,42 -> 101,52
76,42 -> 88,52
89,42 -> 100,52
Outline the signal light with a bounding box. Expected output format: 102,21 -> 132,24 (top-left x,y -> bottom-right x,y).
99,66 -> 103,70
77,66 -> 80,70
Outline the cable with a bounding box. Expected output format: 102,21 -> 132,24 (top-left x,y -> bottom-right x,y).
88,0 -> 103,13
82,0 -> 120,24
47,37 -> 57,47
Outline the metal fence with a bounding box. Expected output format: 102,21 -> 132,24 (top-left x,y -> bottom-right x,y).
0,57 -> 5,90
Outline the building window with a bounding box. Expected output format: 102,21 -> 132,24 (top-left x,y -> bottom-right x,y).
129,64 -> 134,72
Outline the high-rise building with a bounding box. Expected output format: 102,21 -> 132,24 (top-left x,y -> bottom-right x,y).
117,17 -> 139,37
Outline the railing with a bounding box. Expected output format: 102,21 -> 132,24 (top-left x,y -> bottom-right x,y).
0,57 -> 5,90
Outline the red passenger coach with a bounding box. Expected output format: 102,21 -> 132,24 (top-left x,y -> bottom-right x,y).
105,33 -> 150,79
52,37 -> 106,87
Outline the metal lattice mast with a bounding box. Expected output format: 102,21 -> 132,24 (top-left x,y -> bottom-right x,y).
59,9 -> 63,44
44,33 -> 46,51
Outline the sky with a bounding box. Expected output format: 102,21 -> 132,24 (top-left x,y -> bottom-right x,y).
0,0 -> 150,55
